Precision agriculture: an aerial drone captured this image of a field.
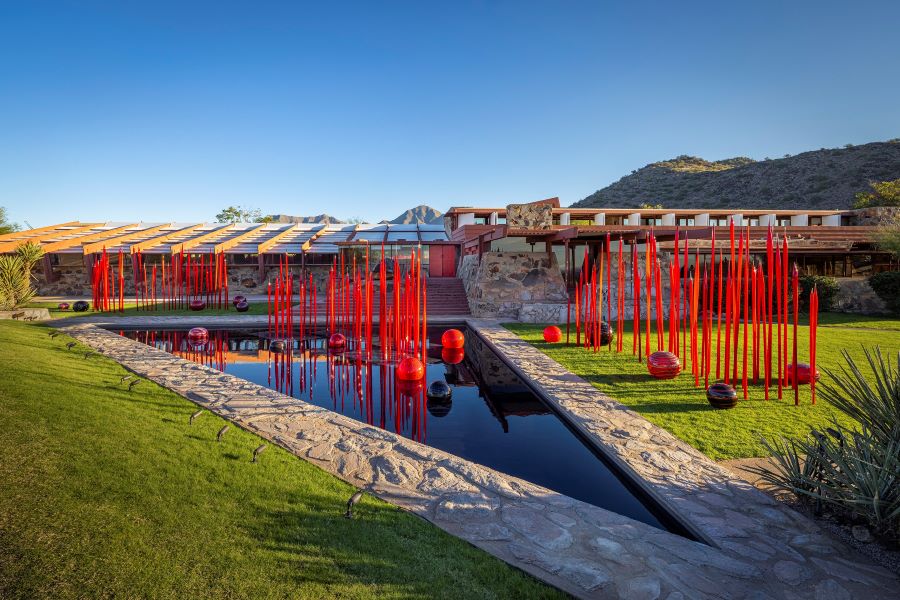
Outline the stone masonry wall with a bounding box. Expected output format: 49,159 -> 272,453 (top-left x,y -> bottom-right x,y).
459,252 -> 567,319
505,202 -> 553,229
34,263 -> 336,297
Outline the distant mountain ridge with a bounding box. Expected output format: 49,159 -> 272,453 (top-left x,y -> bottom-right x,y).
267,205 -> 444,226
573,140 -> 900,210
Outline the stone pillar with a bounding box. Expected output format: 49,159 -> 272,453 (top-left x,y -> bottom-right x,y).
593,213 -> 605,225
489,211 -> 499,225
662,213 -> 676,226
627,213 -> 641,226
823,214 -> 840,226
695,213 -> 710,226
791,213 -> 809,226
729,213 -> 743,225
559,212 -> 571,226
758,214 -> 776,226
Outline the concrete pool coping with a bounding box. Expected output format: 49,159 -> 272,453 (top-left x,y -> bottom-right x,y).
59,319 -> 899,599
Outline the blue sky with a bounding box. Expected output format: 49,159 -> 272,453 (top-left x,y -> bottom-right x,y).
1,1 -> 899,227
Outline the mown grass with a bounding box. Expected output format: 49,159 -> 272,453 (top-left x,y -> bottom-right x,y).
28,301 -> 267,318
0,320 -> 560,599
506,314 -> 900,461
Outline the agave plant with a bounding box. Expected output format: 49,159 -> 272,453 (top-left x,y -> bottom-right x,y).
0,242 -> 44,310
753,348 -> 900,537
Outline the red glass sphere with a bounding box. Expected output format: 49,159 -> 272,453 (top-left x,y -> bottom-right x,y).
328,333 -> 346,351
187,327 -> 209,345
189,299 -> 206,311
441,328 -> 465,349
441,347 -> 465,365
57,302 -> 70,310
397,356 -> 425,381
648,351 -> 682,379
232,295 -> 247,305
786,363 -> 820,385
543,325 -> 563,343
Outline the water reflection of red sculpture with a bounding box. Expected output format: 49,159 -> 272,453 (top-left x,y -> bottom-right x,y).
441,347 -> 465,365
543,326 -> 562,343
189,299 -> 206,311
188,327 -> 209,346
441,329 -> 465,349
397,356 -> 425,380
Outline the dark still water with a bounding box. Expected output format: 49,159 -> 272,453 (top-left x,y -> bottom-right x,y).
116,326 -> 674,532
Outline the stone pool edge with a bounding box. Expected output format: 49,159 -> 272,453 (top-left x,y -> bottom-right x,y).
60,322 -> 898,599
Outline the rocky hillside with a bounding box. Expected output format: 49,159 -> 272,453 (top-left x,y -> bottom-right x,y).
573,140 -> 900,210
385,205 -> 443,225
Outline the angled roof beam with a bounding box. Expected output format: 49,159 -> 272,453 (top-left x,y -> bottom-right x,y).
81,223 -> 173,255
256,224 -> 301,254
129,223 -> 205,254
298,225 -> 330,253
0,221 -> 83,244
213,223 -> 270,254
39,223 -> 141,253
171,223 -> 235,254
0,222 -> 104,253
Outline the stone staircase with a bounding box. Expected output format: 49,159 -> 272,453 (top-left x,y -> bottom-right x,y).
424,277 -> 471,316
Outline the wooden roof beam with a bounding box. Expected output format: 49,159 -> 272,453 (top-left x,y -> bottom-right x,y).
0,222 -> 96,252
172,223 -> 235,254
213,223 -> 270,254
298,225 -> 331,253
39,223 -> 140,253
256,224 -> 301,254
129,223 -> 205,254
0,221 -> 83,244
81,223 -> 173,255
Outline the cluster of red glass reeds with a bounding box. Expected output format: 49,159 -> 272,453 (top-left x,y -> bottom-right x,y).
567,222 -> 820,404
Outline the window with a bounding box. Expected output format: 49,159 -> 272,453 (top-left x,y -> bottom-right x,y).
708,217 -> 729,226
641,217 -> 662,226
677,217 -> 695,226
809,216 -> 823,226
776,218 -> 790,227
748,218 -> 759,226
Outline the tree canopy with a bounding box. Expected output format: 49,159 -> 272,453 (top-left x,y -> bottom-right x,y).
0,207 -> 20,235
215,206 -> 272,223
853,179 -> 900,208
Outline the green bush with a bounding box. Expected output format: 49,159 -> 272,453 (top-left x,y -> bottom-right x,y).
798,275 -> 839,312
753,348 -> 900,540
869,272 -> 900,314
0,241 -> 44,310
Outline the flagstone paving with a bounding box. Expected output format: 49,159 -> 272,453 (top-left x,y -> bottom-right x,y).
60,320 -> 900,599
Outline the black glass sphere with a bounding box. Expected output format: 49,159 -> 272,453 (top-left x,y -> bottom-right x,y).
73,300 -> 89,312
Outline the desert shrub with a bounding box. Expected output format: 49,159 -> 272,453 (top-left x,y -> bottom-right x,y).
0,241 -> 44,310
753,348 -> 900,540
869,271 -> 900,314
798,275 -> 839,312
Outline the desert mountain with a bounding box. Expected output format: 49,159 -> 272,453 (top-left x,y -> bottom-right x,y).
386,205 -> 444,225
573,140 -> 900,210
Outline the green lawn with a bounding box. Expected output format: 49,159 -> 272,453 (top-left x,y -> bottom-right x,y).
0,320 -> 560,599
28,301 -> 267,318
506,314 -> 900,461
